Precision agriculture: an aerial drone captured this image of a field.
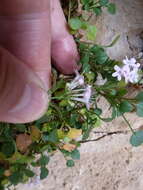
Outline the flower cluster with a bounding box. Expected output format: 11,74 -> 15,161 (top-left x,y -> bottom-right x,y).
67,71 -> 92,110
112,57 -> 140,83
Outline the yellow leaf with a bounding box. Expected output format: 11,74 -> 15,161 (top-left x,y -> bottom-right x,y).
57,129 -> 65,139
67,128 -> 82,140
30,125 -> 41,141
62,143 -> 76,152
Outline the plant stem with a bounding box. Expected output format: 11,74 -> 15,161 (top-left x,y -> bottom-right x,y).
122,114 -> 135,134
68,0 -> 72,22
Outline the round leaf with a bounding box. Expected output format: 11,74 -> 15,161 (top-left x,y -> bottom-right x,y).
119,101 -> 133,113
66,160 -> 75,167
135,92 -> 143,102
136,103 -> 143,117
71,149 -> 80,160
69,18 -> 82,30
107,3 -> 116,14
130,131 -> 143,147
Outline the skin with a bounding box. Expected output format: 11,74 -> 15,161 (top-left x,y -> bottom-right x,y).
0,0 -> 79,123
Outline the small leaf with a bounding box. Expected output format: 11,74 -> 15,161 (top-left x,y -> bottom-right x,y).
69,18 -> 82,30
9,171 -> 23,185
99,0 -> 108,6
119,101 -> 133,113
42,130 -> 59,143
4,170 -> 11,177
30,125 -> 41,141
130,130 -> 143,147
93,7 -> 102,15
14,124 -> 26,132
66,160 -> 75,167
38,155 -> 50,166
40,167 -> 49,180
94,108 -> 102,115
135,92 -> 143,102
107,3 -> 116,14
71,149 -> 80,160
1,142 -> 15,157
62,143 -> 76,152
24,169 -> 35,178
136,103 -> 143,117
16,134 -> 32,153
86,25 -> 97,41
67,128 -> 82,140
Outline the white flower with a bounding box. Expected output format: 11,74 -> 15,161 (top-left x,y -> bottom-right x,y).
123,56 -> 140,70
123,56 -> 140,68
71,85 -> 92,110
128,69 -> 139,83
112,57 -> 140,83
67,70 -> 84,90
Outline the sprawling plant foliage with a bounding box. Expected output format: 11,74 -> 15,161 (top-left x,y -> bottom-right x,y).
0,1 -> 143,189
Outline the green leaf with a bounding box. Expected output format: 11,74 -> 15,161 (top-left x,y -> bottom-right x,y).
86,25 -> 97,41
107,3 -> 116,14
24,169 -> 35,178
69,18 -> 82,30
130,131 -> 143,147
136,103 -> 143,117
82,63 -> 91,72
1,142 -> 15,157
71,149 -> 80,160
66,160 -> 75,167
38,155 -> 50,166
81,53 -> 90,64
94,108 -> 102,116
135,92 -> 143,102
99,0 -> 109,6
40,167 -> 49,180
9,171 -> 23,185
93,7 -> 102,15
14,124 -> 26,132
81,0 -> 89,5
42,130 -> 59,143
94,48 -> 108,64
119,101 -> 133,113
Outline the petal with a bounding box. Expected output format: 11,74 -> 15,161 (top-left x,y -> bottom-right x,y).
112,72 -> 119,77
117,75 -> 122,81
114,65 -> 121,71
130,58 -> 136,64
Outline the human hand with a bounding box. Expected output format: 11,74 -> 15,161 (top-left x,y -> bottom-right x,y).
0,0 -> 79,123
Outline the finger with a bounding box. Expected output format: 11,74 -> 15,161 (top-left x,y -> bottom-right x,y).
0,47 -> 49,123
51,0 -> 80,75
0,0 -> 51,123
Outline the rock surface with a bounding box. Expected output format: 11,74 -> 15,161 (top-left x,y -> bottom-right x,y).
18,0 -> 143,190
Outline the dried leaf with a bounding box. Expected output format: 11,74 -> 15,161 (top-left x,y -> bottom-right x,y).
62,143 -> 76,152
16,134 -> 32,153
4,170 -> 11,177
